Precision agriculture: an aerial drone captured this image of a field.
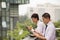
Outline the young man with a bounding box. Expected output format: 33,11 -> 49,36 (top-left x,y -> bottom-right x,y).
29,13 -> 56,40
27,13 -> 45,40
28,13 -> 45,40
31,13 -> 44,34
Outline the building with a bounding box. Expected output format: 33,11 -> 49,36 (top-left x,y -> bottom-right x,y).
0,0 -> 29,40
27,3 -> 60,22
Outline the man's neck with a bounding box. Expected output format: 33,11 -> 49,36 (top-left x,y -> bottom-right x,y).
35,20 -> 39,24
46,20 -> 50,25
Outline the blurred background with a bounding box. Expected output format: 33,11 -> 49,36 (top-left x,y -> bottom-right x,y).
0,0 -> 60,40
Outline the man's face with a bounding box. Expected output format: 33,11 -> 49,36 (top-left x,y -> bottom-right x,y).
32,18 -> 37,23
42,17 -> 50,24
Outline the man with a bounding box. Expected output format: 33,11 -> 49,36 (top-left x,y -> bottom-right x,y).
27,13 -> 45,40
31,13 -> 44,34
29,13 -> 56,40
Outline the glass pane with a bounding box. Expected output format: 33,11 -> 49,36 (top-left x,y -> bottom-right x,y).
10,5 -> 18,16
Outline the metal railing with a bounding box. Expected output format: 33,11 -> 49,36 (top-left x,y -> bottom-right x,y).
56,28 -> 60,30
56,28 -> 60,40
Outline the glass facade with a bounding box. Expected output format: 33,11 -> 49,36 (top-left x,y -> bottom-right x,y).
0,0 -> 29,40
7,0 -> 29,4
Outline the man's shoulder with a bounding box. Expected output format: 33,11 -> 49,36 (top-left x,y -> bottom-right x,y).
38,21 -> 44,25
48,22 -> 56,30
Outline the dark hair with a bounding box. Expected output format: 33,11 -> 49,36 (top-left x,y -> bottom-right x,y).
31,13 -> 39,20
42,13 -> 50,19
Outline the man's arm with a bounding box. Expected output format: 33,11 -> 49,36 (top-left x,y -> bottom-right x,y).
27,26 -> 46,40
34,30 -> 44,37
31,29 -> 46,40
33,31 -> 46,40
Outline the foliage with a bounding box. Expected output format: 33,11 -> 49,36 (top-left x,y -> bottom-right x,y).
24,19 -> 37,29
7,22 -> 30,40
7,14 -> 37,40
19,15 -> 28,23
54,21 -> 60,28
7,19 -> 36,40
56,30 -> 60,37
54,21 -> 60,40
3,37 -> 9,40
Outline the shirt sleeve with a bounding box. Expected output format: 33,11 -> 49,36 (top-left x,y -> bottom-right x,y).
35,22 -> 44,34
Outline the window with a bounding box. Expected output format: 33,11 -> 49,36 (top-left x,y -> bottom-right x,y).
10,4 -> 18,16
10,0 -> 29,4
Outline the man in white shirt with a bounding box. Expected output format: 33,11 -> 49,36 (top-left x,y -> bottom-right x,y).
27,13 -> 45,40
29,13 -> 56,40
42,13 -> 56,40
30,13 -> 44,34
35,20 -> 44,34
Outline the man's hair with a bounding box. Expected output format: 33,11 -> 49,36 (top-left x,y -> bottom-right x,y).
31,13 -> 39,20
42,13 -> 50,19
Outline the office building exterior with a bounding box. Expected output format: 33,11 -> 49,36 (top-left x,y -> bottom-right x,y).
0,0 -> 29,40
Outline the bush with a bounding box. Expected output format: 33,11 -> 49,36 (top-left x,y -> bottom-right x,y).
54,21 -> 60,39
7,22 -> 30,40
7,20 -> 37,40
54,21 -> 60,28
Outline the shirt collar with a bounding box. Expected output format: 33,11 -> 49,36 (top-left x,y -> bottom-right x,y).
47,21 -> 52,26
37,20 -> 41,24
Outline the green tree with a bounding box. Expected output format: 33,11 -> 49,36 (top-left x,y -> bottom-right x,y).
54,20 -> 60,28
9,14 -> 36,40
8,21 -> 30,40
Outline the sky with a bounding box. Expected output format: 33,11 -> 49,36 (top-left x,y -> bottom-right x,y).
19,0 -> 60,16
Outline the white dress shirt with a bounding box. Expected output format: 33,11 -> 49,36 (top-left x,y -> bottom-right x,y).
35,20 -> 45,35
44,21 -> 56,40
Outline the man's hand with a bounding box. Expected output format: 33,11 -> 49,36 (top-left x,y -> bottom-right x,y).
33,32 -> 46,40
27,26 -> 33,30
33,32 -> 39,37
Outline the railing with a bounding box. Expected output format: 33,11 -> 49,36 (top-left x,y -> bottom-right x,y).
56,28 -> 60,40
56,28 -> 60,30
